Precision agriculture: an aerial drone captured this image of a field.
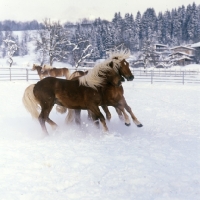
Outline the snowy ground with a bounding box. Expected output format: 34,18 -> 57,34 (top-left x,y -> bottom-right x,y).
0,80 -> 200,200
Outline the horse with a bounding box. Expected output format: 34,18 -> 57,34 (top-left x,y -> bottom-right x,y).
59,50 -> 143,128
42,65 -> 70,79
22,61 -> 122,134
32,64 -> 49,80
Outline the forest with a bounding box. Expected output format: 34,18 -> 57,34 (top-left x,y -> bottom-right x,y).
0,2 -> 199,66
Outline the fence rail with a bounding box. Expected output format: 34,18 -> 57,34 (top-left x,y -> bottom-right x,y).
132,68 -> 200,84
0,67 -> 200,84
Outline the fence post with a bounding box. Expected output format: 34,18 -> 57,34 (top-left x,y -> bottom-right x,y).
9,68 -> 11,81
151,70 -> 153,84
26,69 -> 28,81
182,71 -> 184,85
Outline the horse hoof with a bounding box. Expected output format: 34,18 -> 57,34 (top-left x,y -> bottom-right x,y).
125,123 -> 131,126
137,124 -> 143,127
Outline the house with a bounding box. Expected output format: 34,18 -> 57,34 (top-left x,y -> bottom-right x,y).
170,46 -> 195,55
154,44 -> 171,61
191,42 -> 200,63
169,46 -> 195,66
168,51 -> 194,66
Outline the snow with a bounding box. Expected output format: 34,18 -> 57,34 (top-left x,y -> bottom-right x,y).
0,37 -> 200,199
0,78 -> 200,199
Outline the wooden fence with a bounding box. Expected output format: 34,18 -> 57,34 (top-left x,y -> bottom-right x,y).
0,67 -> 200,84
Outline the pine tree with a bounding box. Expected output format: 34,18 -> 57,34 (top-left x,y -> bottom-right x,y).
134,11 -> 142,50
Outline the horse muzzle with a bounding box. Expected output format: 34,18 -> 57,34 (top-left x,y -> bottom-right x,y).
126,75 -> 134,81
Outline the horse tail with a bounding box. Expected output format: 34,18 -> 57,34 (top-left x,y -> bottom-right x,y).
65,109 -> 75,124
55,105 -> 67,114
22,84 -> 40,119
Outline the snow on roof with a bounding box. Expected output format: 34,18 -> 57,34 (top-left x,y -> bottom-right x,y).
170,46 -> 195,50
168,51 -> 191,57
191,42 -> 200,48
171,55 -> 193,61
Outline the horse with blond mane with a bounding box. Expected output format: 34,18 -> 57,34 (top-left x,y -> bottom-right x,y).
22,60 -> 122,134
57,50 -> 143,128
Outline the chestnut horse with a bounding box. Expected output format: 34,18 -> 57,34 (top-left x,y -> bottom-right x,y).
59,50 -> 143,128
32,64 -> 70,79
22,61 -> 122,134
42,65 -> 70,79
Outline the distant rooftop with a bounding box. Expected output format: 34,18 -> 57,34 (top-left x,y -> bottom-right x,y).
170,46 -> 195,50
191,42 -> 200,48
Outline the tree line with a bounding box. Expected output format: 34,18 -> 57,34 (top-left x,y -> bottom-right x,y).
0,2 -> 199,66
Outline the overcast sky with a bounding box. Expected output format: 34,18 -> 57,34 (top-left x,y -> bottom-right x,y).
0,0 -> 199,23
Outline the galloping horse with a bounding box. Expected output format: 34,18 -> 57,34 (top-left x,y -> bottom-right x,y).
58,50 -> 143,128
22,61 -> 122,134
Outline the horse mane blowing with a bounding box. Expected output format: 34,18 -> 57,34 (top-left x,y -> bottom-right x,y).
78,60 -> 116,90
109,49 -> 130,61
78,50 -> 130,90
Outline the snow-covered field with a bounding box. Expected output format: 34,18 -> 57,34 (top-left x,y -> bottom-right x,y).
0,79 -> 200,200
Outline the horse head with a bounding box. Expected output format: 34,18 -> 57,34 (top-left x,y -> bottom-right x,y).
113,57 -> 134,81
32,64 -> 41,71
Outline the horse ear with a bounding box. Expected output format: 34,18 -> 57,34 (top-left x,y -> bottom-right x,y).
109,61 -> 114,68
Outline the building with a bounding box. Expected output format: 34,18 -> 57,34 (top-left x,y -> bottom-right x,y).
168,46 -> 195,66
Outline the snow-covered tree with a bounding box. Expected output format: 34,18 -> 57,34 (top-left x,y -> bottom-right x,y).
19,31 -> 29,56
3,36 -> 18,67
139,40 -> 159,68
67,29 -> 93,68
186,3 -> 200,42
34,19 -> 70,66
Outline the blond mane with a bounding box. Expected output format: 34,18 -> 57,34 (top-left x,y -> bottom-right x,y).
79,60 -> 114,90
106,49 -> 130,73
108,49 -> 130,61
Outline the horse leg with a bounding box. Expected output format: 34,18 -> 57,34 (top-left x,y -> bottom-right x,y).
46,117 -> 58,130
115,107 -> 124,121
38,103 -> 57,134
74,109 -> 81,125
124,103 -> 143,127
65,109 -> 75,124
116,107 -> 131,126
101,105 -> 111,121
90,111 -> 100,129
87,110 -> 93,121
90,106 -> 109,132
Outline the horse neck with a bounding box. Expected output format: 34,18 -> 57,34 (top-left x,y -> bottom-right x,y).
36,67 -> 42,75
